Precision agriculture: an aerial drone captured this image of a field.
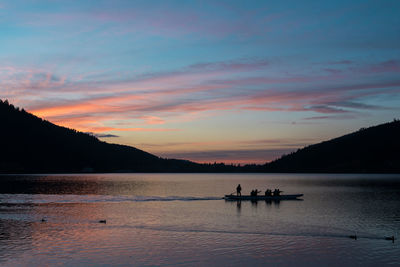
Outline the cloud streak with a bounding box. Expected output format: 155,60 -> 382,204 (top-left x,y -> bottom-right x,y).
3,57 -> 400,134
92,133 -> 119,138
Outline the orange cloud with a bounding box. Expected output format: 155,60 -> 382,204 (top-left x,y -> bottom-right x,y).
7,58 -> 400,140
139,116 -> 165,125
30,94 -> 144,117
91,127 -> 179,133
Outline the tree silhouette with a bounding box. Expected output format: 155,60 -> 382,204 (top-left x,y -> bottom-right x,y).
0,99 -> 263,173
1,99 -> 399,174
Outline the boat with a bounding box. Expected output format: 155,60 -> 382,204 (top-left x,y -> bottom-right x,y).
223,194 -> 303,201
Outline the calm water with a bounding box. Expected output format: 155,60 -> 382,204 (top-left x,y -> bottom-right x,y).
0,173 -> 399,266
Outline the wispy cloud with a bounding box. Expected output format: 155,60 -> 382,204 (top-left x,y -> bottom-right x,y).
138,138 -> 312,149
82,126 -> 179,133
187,58 -> 269,72
326,60 -> 353,65
303,114 -> 359,121
358,60 -> 400,74
2,58 -> 400,135
91,133 -> 119,138
326,101 -> 390,110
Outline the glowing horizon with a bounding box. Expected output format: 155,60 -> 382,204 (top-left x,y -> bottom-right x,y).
1,0 -> 400,164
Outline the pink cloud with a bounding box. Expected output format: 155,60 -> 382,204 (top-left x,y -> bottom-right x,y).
4,58 -> 400,134
87,127 -> 179,133
187,58 -> 269,72
359,60 -> 400,74
41,114 -> 178,133
327,60 -> 353,65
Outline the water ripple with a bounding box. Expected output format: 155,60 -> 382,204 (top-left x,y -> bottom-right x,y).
0,194 -> 222,204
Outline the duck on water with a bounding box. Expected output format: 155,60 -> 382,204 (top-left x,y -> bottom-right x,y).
224,184 -> 303,201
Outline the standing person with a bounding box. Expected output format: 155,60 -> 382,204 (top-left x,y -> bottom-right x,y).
236,184 -> 242,196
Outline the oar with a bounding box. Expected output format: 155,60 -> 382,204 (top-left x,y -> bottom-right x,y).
222,191 -> 236,199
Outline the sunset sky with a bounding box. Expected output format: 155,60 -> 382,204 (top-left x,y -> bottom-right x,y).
1,0 -> 400,164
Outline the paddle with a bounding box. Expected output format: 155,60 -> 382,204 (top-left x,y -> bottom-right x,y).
222,191 -> 236,199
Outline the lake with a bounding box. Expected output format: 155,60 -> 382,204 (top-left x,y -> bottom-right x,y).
0,173 -> 399,266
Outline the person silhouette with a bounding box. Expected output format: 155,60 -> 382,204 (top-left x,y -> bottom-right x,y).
265,189 -> 272,196
236,184 -> 242,196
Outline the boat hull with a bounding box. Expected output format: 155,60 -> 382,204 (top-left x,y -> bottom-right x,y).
223,194 -> 303,201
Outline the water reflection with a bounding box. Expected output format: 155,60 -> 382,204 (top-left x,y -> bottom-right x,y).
236,200 -> 241,214
0,174 -> 149,195
0,219 -> 33,263
0,173 -> 399,266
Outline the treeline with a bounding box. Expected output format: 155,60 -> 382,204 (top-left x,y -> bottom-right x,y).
265,120 -> 400,173
1,99 -> 399,173
0,99 -> 263,173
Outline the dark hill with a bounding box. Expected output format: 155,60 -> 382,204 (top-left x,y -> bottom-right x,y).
0,99 -> 209,173
265,120 -> 400,173
1,99 -> 399,173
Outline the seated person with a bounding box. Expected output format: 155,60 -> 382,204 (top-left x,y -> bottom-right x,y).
265,189 -> 272,196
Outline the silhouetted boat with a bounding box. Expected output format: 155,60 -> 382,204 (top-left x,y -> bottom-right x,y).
223,194 -> 303,201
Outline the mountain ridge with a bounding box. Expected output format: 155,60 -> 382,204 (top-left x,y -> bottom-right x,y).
1,99 -> 399,173
265,119 -> 400,173
0,99 -> 203,173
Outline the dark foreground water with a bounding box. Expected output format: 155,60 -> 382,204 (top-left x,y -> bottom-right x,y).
0,173 -> 399,266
